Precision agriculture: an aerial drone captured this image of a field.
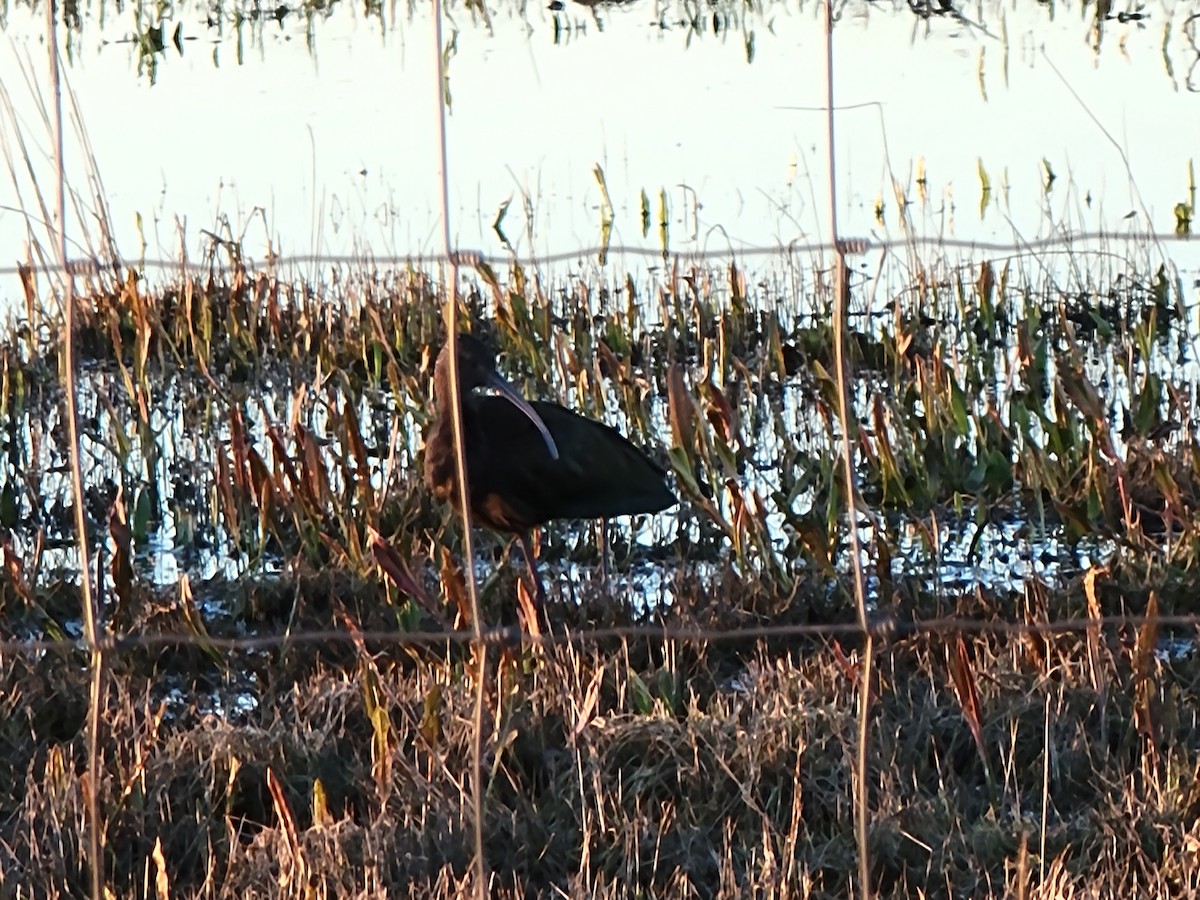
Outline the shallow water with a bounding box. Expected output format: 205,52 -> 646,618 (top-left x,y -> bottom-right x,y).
0,266 -> 1153,622
0,0 -> 1196,281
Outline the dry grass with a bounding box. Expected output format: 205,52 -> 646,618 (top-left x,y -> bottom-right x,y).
1,252 -> 1199,896
3,563 -> 1200,898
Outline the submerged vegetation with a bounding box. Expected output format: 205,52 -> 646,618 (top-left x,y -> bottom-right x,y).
0,0 -> 1184,86
1,228 -> 1200,895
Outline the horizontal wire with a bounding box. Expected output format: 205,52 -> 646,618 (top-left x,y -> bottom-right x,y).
3,612 -> 1196,658
0,230 -> 1191,277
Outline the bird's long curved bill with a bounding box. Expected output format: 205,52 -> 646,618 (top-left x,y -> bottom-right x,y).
486,373 -> 560,461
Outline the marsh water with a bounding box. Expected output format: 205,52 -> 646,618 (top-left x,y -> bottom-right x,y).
0,0 -> 1195,268
0,0 -> 1197,617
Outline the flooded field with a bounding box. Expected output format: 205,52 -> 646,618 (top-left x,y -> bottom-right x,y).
6,246 -> 1188,611
2,0 -> 1200,897
0,0 -> 1197,266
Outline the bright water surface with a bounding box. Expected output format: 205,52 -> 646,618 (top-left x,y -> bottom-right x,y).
0,0 -> 1196,275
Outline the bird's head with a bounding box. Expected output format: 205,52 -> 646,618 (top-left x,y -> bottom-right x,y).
434,332 -> 560,461
437,332 -> 499,392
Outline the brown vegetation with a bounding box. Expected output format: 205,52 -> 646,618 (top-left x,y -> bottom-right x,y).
2,255 -> 1199,897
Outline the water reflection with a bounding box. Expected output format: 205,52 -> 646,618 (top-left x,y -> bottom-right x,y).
0,0 -> 1196,270
3,245 -> 1194,602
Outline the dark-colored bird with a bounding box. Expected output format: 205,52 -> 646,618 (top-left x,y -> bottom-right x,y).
424,332 -> 676,608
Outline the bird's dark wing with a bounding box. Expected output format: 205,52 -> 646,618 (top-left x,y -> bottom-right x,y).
468,396 -> 676,530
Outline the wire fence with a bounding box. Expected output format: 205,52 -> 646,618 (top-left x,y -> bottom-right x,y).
19,2 -> 1200,899
2,230 -> 1197,279
5,611 -> 1200,658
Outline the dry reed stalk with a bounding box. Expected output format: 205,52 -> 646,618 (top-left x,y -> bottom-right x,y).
822,3 -> 873,898
431,1 -> 489,895
45,3 -> 105,899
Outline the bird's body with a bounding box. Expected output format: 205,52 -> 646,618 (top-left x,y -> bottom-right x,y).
423,333 -> 676,606
427,395 -> 676,533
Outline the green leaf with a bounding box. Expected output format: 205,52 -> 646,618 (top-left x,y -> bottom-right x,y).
628,670 -> 654,715
133,487 -> 152,544
948,378 -> 970,435
1133,373 -> 1162,436
668,446 -> 703,497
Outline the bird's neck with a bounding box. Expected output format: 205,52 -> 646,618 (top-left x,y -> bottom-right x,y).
433,365 -> 465,411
